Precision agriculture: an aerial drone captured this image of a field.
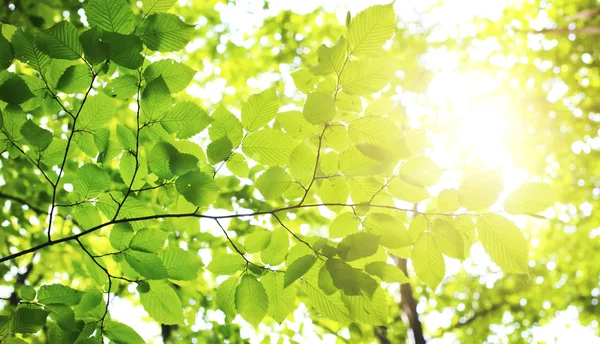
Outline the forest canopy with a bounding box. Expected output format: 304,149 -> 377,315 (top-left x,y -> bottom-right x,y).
0,0 -> 598,343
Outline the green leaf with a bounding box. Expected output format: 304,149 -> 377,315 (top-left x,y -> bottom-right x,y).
79,28 -> 107,65
85,0 -> 135,34
437,188 -> 460,212
341,287 -> 388,325
432,219 -> 465,260
73,204 -> 102,230
148,141 -> 197,179
0,74 -> 34,104
399,156 -> 442,187
338,146 -> 382,176
175,171 -> 219,207
303,92 -> 336,124
46,304 -> 76,332
207,254 -> 246,275
325,258 -> 360,295
329,212 -> 360,239
336,92 -> 362,112
387,178 -> 429,203
364,98 -> 395,117
35,21 -> 82,60
57,64 -> 93,94
72,164 -> 111,201
103,32 -> 144,69
340,58 -> 395,95
11,29 -> 50,73
503,182 -> 555,215
304,281 -> 351,322
105,321 -> 145,344
116,124 -> 136,151
318,264 -> 337,295
110,223 -> 134,250
140,280 -> 184,325
38,284 -> 82,306
130,228 -> 168,253
84,255 -> 109,287
226,153 -> 249,178
319,178 -> 349,204
284,254 -> 317,288
277,110 -> 320,140
338,232 -> 380,261
244,230 -> 272,253
141,77 -> 172,121
20,120 -> 52,152
207,136 -> 233,164
311,37 -> 347,76
159,246 -> 203,280
477,214 -> 528,274
143,0 -> 177,14
138,13 -> 194,52
261,227 -> 289,266
76,93 -> 116,131
11,306 -> 49,333
412,232 -> 445,290
0,33 -> 13,69
348,117 -> 401,146
242,129 -> 298,166
209,105 -> 243,146
365,262 -> 409,284
124,251 -> 169,279
262,272 -> 295,323
144,59 -> 196,93
216,276 -> 239,319
241,88 -> 280,132
363,213 -> 412,249
291,68 -> 316,93
458,169 -> 504,210
408,215 -> 428,242
235,275 -> 269,328
256,167 -> 292,200
18,286 -> 36,301
74,290 -> 103,317
347,4 -> 396,56
104,74 -> 138,99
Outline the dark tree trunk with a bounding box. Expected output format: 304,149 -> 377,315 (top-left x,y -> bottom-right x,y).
396,258 -> 426,344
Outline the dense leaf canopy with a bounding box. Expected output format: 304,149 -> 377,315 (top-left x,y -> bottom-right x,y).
0,0 -> 598,343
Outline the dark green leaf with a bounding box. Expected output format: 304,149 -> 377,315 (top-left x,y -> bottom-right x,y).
338,232 -> 380,261
284,254 -> 316,288
175,171 -> 219,207
85,0 -> 135,34
20,120 -> 52,152
137,13 -> 194,52
0,74 -> 34,104
325,258 -> 361,296
35,21 -> 82,60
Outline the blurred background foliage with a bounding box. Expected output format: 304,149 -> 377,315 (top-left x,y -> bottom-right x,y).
1,0 -> 599,342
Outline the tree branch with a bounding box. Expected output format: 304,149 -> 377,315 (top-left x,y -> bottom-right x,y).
396,257 -> 425,344
0,202 -> 492,264
47,72 -> 98,241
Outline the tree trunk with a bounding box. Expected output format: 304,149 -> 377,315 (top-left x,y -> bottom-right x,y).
396,257 -> 426,344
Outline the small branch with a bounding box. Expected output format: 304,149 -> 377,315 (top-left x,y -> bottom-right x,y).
111,70 -> 144,221
130,181 -> 174,193
47,72 -> 98,241
213,132 -> 248,178
0,191 -> 48,215
297,125 -> 328,206
271,213 -> 325,260
214,219 -> 280,272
